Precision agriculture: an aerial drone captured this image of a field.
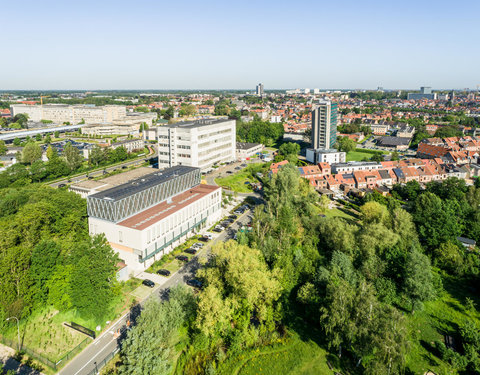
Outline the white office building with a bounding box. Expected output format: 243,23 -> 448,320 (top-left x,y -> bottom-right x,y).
157,119 -> 236,171
11,104 -> 127,124
87,166 -> 222,276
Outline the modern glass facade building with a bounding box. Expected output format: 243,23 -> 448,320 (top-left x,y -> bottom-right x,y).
87,166 -> 201,223
311,101 -> 338,149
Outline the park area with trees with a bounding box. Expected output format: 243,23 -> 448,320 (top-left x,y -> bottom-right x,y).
100,165 -> 480,375
0,186 -> 129,371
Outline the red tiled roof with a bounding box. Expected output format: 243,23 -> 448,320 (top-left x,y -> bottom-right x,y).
119,184 -> 220,230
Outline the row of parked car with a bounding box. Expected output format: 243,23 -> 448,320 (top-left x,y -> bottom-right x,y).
142,203 -> 253,289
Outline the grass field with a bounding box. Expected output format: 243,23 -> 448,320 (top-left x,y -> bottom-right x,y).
215,171 -> 256,193
2,307 -> 87,362
346,150 -> 377,161
404,275 -> 480,374
1,279 -> 140,367
215,164 -> 265,193
323,207 -> 356,220
217,332 -> 335,375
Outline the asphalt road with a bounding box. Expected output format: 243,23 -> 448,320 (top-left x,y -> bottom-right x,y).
58,207 -> 254,375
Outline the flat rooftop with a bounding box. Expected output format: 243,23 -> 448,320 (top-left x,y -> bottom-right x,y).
119,184 -> 220,230
90,165 -> 198,201
236,142 -> 262,150
164,118 -> 232,129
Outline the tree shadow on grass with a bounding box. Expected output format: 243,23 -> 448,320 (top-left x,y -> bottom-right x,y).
420,339 -> 442,366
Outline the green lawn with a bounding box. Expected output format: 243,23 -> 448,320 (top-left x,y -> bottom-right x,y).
346,150 -> 377,161
218,333 -> 335,375
404,275 -> 480,374
215,171 -> 256,193
215,164 -> 266,193
1,280 -> 140,369
323,207 -> 356,220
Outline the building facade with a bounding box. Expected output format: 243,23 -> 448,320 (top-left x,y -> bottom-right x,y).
311,101 -> 338,149
87,166 -> 222,275
306,148 -> 346,164
157,119 -> 236,170
11,104 -> 127,124
407,87 -> 437,100
256,83 -> 264,96
236,142 -> 264,160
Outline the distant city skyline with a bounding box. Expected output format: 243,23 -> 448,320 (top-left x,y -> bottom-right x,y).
1,0 -> 478,90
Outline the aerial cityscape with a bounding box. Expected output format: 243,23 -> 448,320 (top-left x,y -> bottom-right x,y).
1,1 -> 480,375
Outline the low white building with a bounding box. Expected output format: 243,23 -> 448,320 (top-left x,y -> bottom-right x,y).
87,166 -> 222,276
111,139 -> 144,153
236,142 -> 264,160
331,161 -> 382,174
306,148 -> 346,164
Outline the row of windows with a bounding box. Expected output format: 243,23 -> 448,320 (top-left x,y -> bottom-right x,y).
199,135 -> 232,149
200,149 -> 233,164
159,143 -> 169,148
178,153 -> 191,158
198,142 -> 233,157
178,145 -> 191,150
198,128 -> 232,139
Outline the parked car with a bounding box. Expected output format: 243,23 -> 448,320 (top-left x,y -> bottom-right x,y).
157,269 -> 171,277
226,171 -> 233,174
235,166 -> 241,170
142,279 -> 155,288
176,255 -> 189,262
201,234 -> 213,241
213,225 -> 224,232
234,210 -> 243,215
192,242 -> 204,249
185,248 -> 197,255
229,214 -> 237,220
186,279 -> 203,289
241,164 -> 247,167
58,183 -> 66,188
122,165 -> 127,169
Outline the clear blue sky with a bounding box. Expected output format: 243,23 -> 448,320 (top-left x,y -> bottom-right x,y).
1,0 -> 478,90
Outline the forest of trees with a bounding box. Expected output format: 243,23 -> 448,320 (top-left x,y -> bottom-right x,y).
107,166 -> 480,375
236,118 -> 284,146
0,185 -> 119,328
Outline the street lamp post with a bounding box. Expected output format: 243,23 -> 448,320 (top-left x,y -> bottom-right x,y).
6,317 -> 20,351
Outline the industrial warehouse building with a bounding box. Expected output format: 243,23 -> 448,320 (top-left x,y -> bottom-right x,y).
87,166 -> 222,276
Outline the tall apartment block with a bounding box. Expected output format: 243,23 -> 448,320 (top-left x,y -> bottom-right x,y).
156,119 -> 236,171
311,101 -> 338,149
256,83 -> 264,96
